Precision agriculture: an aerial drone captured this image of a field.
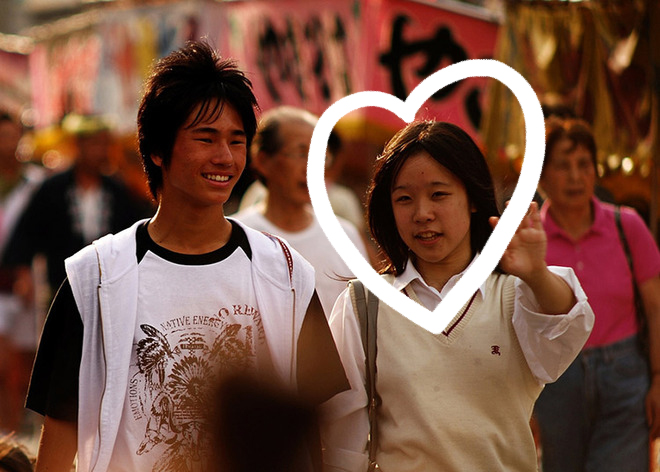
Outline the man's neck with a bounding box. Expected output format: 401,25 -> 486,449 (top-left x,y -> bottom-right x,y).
148,204 -> 233,254
263,200 -> 314,232
74,166 -> 102,190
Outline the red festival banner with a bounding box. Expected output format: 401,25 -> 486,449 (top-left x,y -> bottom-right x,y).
361,0 -> 500,140
205,0 -> 363,118
23,0 -> 500,141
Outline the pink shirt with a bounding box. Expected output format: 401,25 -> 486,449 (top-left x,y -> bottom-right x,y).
541,197 -> 660,348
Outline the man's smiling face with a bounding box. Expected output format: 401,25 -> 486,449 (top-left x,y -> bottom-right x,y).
153,101 -> 247,210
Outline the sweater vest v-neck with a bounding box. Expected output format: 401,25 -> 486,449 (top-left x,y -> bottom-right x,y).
375,272 -> 542,471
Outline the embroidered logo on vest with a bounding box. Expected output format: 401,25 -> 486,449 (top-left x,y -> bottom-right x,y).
491,345 -> 501,356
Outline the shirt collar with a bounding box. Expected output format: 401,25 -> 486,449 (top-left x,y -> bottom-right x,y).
540,195 -> 607,240
590,197 -> 609,235
393,255 -> 487,300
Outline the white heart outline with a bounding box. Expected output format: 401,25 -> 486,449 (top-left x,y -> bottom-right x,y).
307,59 -> 545,335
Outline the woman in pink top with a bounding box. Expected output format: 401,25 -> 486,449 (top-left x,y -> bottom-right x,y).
534,117 -> 660,472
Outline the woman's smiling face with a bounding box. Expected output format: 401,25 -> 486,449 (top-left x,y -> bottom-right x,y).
391,151 -> 473,275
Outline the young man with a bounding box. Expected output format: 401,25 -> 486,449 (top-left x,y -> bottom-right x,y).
234,106 -> 369,317
27,41 -> 347,472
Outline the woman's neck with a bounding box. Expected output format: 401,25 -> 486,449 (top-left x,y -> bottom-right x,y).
548,202 -> 593,240
412,254 -> 471,293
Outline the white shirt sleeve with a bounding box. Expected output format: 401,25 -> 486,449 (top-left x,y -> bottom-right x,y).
513,266 -> 595,384
319,286 -> 370,472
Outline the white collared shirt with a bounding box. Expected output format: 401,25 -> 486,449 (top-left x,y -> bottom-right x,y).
392,256 -> 487,310
320,259 -> 594,472
387,257 -> 591,382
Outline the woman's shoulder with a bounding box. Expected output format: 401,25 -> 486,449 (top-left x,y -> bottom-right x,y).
484,272 -> 517,298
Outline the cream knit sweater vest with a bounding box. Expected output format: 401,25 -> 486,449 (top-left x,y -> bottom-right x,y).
373,272 -> 542,471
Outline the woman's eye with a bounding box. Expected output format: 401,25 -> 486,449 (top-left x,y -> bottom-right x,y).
394,195 -> 410,203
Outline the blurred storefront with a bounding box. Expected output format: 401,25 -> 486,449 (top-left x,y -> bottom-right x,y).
0,0 -> 657,235
0,0 -> 502,201
484,0 -> 658,237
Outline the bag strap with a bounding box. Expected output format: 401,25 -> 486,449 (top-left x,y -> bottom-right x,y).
262,231 -> 297,383
350,279 -> 380,471
262,231 -> 294,285
614,207 -> 647,353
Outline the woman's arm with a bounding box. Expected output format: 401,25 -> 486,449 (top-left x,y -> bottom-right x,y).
641,276 -> 660,438
490,201 -> 575,314
318,287 -> 370,472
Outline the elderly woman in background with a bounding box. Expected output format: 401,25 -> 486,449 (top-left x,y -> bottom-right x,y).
534,117 -> 660,472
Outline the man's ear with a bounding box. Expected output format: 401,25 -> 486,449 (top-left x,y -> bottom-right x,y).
251,150 -> 270,177
151,154 -> 163,168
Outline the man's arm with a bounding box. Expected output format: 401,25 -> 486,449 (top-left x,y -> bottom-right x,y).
318,288 -> 370,472
27,279 -> 83,470
297,291 -> 349,405
34,416 -> 77,472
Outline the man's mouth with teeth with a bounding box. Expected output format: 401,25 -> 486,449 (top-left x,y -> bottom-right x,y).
416,231 -> 441,241
203,174 -> 230,182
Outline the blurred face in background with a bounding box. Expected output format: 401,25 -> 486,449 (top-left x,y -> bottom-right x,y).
75,130 -> 112,175
256,118 -> 314,208
0,119 -> 22,168
540,137 -> 596,212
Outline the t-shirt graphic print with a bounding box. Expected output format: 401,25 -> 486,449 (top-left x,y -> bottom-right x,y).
109,225 -> 268,472
128,307 -> 263,471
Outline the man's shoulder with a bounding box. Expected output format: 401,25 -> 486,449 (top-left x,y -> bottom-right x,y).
335,214 -> 362,237
596,199 -> 649,236
29,168 -> 73,198
100,173 -> 132,192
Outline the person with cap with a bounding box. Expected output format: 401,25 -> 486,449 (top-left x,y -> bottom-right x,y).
1,112 -> 148,306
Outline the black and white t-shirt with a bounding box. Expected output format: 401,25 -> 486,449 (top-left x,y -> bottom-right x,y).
27,221 -> 348,471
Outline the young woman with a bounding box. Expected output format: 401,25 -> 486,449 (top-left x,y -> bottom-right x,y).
320,121 -> 595,472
